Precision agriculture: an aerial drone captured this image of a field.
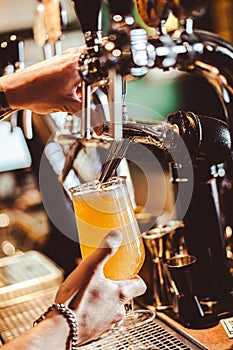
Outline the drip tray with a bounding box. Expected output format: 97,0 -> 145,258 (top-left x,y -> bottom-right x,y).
78,318 -> 203,350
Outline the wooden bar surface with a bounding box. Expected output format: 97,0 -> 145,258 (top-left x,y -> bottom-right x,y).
156,311 -> 233,350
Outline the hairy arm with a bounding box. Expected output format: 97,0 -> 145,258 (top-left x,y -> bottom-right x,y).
1,231 -> 146,349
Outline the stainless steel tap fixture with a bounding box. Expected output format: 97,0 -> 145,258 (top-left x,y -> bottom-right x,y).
70,0 -> 232,143
68,0 -> 232,211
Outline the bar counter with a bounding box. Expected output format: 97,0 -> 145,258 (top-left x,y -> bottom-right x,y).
157,311 -> 233,350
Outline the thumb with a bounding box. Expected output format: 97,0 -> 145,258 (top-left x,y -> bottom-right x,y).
77,230 -> 123,275
55,230 -> 122,303
96,230 -> 123,268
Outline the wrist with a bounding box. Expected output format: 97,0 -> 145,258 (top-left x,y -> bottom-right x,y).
0,86 -> 14,119
34,313 -> 70,348
33,303 -> 81,349
0,73 -> 21,110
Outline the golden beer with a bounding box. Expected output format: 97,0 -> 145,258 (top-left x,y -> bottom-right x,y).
70,177 -> 145,280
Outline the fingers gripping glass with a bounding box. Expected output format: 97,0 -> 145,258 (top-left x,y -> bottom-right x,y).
69,176 -> 155,329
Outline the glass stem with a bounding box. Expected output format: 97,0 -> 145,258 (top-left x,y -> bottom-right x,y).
125,298 -> 135,317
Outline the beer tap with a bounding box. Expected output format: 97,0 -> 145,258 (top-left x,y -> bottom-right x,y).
62,0 -> 232,180
123,1 -> 233,303
34,0 -> 76,139
170,2 -> 233,301
33,0 -> 51,59
71,0 -> 150,184
68,0 -> 232,147
42,0 -> 66,55
71,0 -> 102,140
135,0 -> 232,126
34,0 -> 67,58
52,0 -> 233,323
72,0 -> 156,140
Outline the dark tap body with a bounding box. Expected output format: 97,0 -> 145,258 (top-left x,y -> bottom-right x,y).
167,111 -> 233,301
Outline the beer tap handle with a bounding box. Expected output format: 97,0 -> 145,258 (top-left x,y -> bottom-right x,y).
33,1 -> 50,58
42,0 -> 63,44
108,0 -> 133,17
54,2 -> 68,55
71,0 -> 102,42
71,0 -> 101,33
71,0 -> 102,139
34,0 -> 64,59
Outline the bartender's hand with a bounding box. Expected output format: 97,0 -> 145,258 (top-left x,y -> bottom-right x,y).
2,230 -> 146,350
0,47 -> 103,133
55,230 -> 147,345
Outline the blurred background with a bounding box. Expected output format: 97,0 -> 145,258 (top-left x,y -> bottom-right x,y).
0,2 -> 233,347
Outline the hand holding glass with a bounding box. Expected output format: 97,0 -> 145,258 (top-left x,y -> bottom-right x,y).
70,176 -> 154,328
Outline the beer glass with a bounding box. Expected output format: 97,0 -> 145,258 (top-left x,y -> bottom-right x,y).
70,176 -> 154,328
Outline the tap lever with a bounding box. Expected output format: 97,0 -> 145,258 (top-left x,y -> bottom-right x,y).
72,0 -> 103,84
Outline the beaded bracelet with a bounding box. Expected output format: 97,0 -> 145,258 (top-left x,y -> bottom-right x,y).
0,87 -> 14,120
33,303 -> 78,350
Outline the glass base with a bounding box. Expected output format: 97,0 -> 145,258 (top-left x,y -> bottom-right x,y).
117,309 -> 155,330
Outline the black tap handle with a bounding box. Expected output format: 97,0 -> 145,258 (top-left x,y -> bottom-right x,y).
71,0 -> 101,32
108,0 -> 133,16
167,110 -> 232,165
197,114 -> 232,164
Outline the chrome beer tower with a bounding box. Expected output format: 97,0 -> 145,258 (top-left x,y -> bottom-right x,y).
70,0 -> 233,171
68,0 -> 233,327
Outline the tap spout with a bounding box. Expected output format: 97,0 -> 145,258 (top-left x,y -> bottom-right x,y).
103,111 -> 231,164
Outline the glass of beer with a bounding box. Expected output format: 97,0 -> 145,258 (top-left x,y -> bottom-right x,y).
70,176 -> 154,327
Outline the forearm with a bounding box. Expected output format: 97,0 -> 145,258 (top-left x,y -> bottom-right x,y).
0,48 -> 82,115
2,315 -> 71,350
1,232 -> 147,349
0,65 -> 58,112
